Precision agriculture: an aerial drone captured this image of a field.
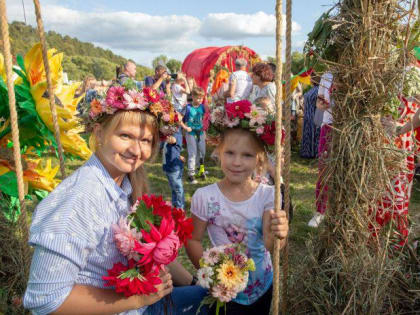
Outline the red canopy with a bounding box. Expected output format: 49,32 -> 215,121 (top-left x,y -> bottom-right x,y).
181,46 -> 259,91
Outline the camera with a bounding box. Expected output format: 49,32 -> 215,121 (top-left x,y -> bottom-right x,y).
169,73 -> 178,80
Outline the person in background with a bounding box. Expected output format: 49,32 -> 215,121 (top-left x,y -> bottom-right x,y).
183,87 -> 207,184
76,76 -> 97,112
171,72 -> 191,115
117,60 -> 143,89
300,73 -> 321,158
225,58 -> 253,103
308,72 -> 334,228
162,128 -> 185,209
145,65 -> 171,96
249,63 -> 276,105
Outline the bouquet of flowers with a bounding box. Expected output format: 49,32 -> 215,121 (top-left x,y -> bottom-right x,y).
103,194 -> 194,297
196,244 -> 255,315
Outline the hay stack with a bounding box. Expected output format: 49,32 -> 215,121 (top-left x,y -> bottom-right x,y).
291,1 -> 420,313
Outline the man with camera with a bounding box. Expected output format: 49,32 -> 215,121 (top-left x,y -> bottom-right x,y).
145,65 -> 172,95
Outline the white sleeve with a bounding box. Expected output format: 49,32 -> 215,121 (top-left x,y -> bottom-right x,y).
263,185 -> 276,213
190,189 -> 209,221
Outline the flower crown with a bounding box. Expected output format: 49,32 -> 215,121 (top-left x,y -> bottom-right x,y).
208,99 -> 281,151
79,79 -> 179,137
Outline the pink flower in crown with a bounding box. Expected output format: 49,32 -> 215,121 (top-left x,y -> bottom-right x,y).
124,89 -> 148,110
162,113 -> 171,122
256,126 -> 264,135
112,217 -> 142,260
210,106 -> 225,125
211,283 -> 238,303
245,104 -> 267,126
106,86 -> 127,109
223,115 -> 240,128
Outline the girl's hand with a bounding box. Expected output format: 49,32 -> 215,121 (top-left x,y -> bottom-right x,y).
136,270 -> 173,307
268,209 -> 288,239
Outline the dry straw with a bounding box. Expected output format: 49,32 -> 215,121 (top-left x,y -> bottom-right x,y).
291,0 -> 420,313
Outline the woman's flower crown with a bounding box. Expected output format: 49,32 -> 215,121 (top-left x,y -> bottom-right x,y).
79,79 -> 179,137
208,100 -> 281,151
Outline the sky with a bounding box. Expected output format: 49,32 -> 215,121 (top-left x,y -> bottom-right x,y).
7,0 -> 336,67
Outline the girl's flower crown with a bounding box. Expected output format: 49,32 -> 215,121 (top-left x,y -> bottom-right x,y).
207,99 -> 283,152
79,79 -> 179,137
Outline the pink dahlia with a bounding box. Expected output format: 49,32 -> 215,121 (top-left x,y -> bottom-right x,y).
124,89 -> 148,110
112,217 -> 142,260
134,217 -> 180,267
106,86 -> 127,109
211,283 -> 238,303
245,104 -> 267,126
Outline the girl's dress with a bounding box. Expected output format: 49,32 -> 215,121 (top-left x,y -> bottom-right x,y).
191,183 -> 275,309
23,154 -> 206,315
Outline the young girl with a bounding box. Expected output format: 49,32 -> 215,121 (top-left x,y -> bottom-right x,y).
186,118 -> 289,314
23,82 -> 206,315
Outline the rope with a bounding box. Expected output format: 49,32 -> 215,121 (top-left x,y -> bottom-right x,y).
273,0 -> 284,314
0,0 -> 31,278
33,0 -> 66,179
282,0 -> 293,313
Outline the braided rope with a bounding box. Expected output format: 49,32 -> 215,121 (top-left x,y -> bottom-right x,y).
282,0 -> 293,313
33,0 -> 66,179
0,0 -> 31,276
272,0 -> 284,314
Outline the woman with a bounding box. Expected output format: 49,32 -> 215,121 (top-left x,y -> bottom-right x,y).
249,63 -> 276,105
23,83 -> 207,314
300,73 -> 321,158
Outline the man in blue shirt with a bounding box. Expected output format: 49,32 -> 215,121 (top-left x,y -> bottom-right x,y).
145,65 -> 170,95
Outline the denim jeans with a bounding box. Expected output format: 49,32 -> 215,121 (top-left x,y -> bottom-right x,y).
165,168 -> 185,209
144,285 -> 208,315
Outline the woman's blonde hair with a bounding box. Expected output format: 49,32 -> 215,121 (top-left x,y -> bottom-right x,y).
89,110 -> 160,201
217,128 -> 268,175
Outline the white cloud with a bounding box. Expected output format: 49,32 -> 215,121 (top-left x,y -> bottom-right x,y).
200,11 -> 301,40
6,1 -> 201,54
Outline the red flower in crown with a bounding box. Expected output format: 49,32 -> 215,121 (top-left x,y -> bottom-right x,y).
225,100 -> 252,119
143,87 -> 160,103
106,86 -> 127,109
259,121 -> 276,146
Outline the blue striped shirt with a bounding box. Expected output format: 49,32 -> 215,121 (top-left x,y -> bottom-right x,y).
23,154 -> 147,314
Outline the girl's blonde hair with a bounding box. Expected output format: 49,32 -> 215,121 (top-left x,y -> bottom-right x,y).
217,128 -> 268,175
89,110 -> 160,201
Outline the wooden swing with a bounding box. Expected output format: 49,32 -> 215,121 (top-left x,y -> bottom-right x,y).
0,0 -> 293,313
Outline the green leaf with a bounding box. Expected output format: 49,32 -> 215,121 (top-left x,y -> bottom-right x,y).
16,55 -> 26,74
240,119 -> 249,129
34,189 -> 49,201
132,200 -> 155,233
7,140 -> 13,148
2,195 -> 21,222
19,100 -> 38,116
15,83 -> 33,101
0,172 -> 18,197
